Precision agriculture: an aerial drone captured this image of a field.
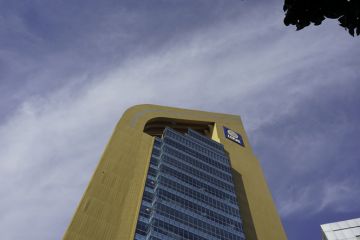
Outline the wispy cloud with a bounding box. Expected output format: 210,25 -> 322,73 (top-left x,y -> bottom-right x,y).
278,179 -> 360,217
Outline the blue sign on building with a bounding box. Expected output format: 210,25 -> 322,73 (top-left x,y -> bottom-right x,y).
223,127 -> 245,147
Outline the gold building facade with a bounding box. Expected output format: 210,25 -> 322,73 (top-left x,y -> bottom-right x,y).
64,104 -> 287,240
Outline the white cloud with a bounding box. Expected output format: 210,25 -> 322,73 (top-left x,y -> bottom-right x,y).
278,179 -> 360,217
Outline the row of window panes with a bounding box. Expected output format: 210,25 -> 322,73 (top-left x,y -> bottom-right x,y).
163,144 -> 231,176
159,161 -> 234,197
160,164 -> 237,200
164,128 -> 224,155
161,154 -> 234,192
187,129 -> 224,152
155,186 -> 241,226
163,133 -> 228,164
162,150 -> 232,182
152,220 -> 206,240
156,198 -> 242,233
158,174 -> 238,212
185,134 -> 226,156
163,130 -> 226,161
154,203 -> 243,240
156,198 -> 243,233
158,175 -> 239,215
157,174 -> 238,215
154,214 -> 216,240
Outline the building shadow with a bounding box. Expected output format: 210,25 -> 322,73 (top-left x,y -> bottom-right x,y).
224,150 -> 258,240
232,170 -> 258,240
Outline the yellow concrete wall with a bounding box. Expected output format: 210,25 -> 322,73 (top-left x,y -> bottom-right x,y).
64,104 -> 287,240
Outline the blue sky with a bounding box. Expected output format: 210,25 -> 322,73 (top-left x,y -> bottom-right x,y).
0,1 -> 359,239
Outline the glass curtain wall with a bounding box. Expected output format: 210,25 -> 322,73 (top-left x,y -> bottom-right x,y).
134,127 -> 246,240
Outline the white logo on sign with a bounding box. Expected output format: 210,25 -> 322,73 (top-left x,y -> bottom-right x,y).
227,130 -> 238,139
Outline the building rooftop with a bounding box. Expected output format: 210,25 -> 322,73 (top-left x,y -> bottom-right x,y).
321,218 -> 360,240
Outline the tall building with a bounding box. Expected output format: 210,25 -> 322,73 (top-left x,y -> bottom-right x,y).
63,104 -> 287,240
321,218 -> 360,240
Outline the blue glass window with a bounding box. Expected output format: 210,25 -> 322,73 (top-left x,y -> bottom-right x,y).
134,128 -> 246,240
